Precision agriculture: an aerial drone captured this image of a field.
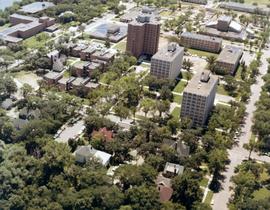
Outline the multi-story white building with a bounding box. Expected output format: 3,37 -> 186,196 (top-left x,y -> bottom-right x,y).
150,43 -> 184,80
180,70 -> 218,126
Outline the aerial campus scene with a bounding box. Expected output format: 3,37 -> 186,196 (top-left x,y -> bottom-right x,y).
0,0 -> 270,209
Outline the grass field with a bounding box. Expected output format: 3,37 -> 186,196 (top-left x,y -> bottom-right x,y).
23,32 -> 51,49
173,94 -> 183,104
200,177 -> 209,188
204,191 -> 214,204
217,85 -> 230,96
187,48 -> 218,58
0,23 -> 10,30
113,40 -> 127,52
245,0 -> 270,5
173,80 -> 187,93
171,106 -> 181,120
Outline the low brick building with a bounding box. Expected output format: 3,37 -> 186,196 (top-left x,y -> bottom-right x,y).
180,32 -> 222,53
44,72 -> 63,85
0,13 -> 55,43
215,45 -> 243,75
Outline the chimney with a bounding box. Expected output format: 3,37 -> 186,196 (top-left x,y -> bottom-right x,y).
174,142 -> 178,151
174,165 -> 177,175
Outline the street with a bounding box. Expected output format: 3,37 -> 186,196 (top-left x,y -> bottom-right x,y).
213,48 -> 270,210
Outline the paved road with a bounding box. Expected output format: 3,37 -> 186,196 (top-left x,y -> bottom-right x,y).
213,48 -> 270,210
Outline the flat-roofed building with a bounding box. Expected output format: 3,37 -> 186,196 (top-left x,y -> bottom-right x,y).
215,45 -> 243,75
220,2 -> 270,16
150,42 -> 184,79
180,32 -> 222,53
71,61 -> 101,77
44,72 -> 63,85
181,70 -> 218,127
80,47 -> 96,61
126,12 -> 160,58
181,0 -> 207,5
0,13 -> 55,43
91,50 -> 115,63
202,16 -> 247,41
58,77 -> 75,91
71,77 -> 91,90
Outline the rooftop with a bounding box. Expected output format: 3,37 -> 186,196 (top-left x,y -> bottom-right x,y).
152,42 -> 184,62
75,145 -> 112,166
44,71 -> 62,80
19,2 -> 55,14
181,32 -> 222,43
184,70 -> 218,96
58,77 -> 76,85
73,61 -> 91,69
164,162 -> 184,175
219,15 -> 232,23
71,77 -> 90,87
10,13 -> 38,22
217,45 -> 243,64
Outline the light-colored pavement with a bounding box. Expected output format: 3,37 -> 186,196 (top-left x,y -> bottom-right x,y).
213,48 -> 270,210
55,119 -> 85,143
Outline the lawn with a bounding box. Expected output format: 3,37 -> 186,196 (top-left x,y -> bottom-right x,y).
204,190 -> 214,204
23,32 -> 51,49
113,41 -> 127,52
173,94 -> 183,104
63,70 -> 70,78
180,71 -> 192,80
217,84 -> 229,96
173,80 -> 187,93
0,23 -> 10,30
187,48 -> 218,58
160,10 -> 173,17
245,0 -> 270,5
200,177 -> 209,188
171,106 -> 181,120
235,65 -> 243,81
253,188 -> 270,200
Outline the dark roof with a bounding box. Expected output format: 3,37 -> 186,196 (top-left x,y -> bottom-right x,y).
163,139 -> 190,157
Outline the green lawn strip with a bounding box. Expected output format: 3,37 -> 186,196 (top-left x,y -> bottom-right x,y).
173,94 -> 182,104
245,0 -> 270,5
0,23 -> 10,30
204,190 -> 214,204
235,65 -> 243,81
171,106 -> 181,120
113,41 -> 127,52
252,188 -> 270,200
217,84 -> 229,96
199,177 -> 209,188
173,80 -> 187,93
180,71 -> 192,80
187,48 -> 218,58
63,70 -> 70,78
22,32 -> 51,49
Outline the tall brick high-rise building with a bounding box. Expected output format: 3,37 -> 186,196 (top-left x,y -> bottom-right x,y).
126,14 -> 160,58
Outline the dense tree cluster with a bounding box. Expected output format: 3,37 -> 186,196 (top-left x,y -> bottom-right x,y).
230,161 -> 270,210
252,59 -> 270,151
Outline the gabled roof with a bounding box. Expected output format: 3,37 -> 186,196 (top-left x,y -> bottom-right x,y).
75,145 -> 112,165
